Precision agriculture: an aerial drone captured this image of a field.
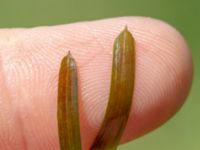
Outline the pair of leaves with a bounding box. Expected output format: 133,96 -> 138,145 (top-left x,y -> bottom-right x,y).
57,27 -> 135,150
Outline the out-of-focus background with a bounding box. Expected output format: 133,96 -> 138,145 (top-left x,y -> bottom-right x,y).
0,0 -> 199,149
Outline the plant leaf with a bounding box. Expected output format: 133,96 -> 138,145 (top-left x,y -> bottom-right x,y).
57,52 -> 82,150
90,26 -> 135,150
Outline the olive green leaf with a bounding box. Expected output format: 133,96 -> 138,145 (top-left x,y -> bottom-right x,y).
90,26 -> 135,150
57,52 -> 82,150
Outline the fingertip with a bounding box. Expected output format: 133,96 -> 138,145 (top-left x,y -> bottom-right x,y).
0,17 -> 193,149
113,17 -> 193,143
73,17 -> 193,146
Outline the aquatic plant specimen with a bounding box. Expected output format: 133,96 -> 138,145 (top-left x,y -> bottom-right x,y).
57,52 -> 82,150
57,26 -> 135,150
90,27 -> 135,150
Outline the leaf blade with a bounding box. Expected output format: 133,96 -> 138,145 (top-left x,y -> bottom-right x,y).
57,52 -> 82,150
90,27 -> 135,150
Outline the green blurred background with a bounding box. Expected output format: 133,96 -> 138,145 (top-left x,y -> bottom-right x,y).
0,0 -> 199,149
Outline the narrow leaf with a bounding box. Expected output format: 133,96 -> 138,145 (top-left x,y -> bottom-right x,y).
90,26 -> 135,150
57,52 -> 82,150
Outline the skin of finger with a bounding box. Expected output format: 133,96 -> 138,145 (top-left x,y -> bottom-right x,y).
0,17 -> 193,150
